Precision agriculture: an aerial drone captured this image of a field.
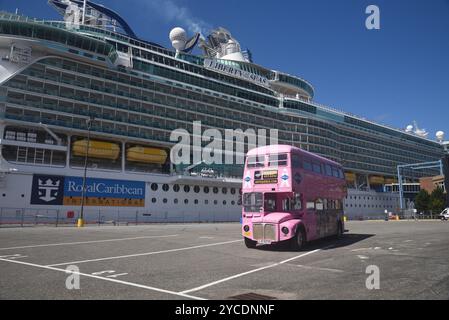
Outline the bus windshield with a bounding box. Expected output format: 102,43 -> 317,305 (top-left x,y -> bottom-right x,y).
243,192 -> 263,212
243,192 -> 278,212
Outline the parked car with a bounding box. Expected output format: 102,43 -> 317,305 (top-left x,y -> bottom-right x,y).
440,208 -> 449,221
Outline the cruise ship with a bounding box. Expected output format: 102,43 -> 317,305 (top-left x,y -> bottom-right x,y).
0,1 -> 444,223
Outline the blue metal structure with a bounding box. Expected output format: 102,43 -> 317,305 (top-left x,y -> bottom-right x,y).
396,160 -> 443,209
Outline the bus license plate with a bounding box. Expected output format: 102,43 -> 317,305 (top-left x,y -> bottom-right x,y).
258,240 -> 272,245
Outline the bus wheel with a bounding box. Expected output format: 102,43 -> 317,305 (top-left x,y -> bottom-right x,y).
244,237 -> 257,249
291,226 -> 306,251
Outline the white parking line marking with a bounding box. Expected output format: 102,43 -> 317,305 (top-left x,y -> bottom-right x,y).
0,254 -> 28,260
293,264 -> 344,273
180,247 -> 329,294
46,239 -> 242,267
0,235 -> 179,250
106,273 -> 128,278
0,257 -> 205,300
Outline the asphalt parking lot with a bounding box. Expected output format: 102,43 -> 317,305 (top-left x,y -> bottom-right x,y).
0,220 -> 448,300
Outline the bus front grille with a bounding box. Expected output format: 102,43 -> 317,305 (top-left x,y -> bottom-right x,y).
253,224 -> 264,240
252,223 -> 276,241
264,224 -> 276,241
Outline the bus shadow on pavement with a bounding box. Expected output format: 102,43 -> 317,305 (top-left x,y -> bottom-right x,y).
256,233 -> 375,252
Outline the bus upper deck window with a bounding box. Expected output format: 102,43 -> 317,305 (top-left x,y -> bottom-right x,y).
338,168 -> 344,179
292,154 -> 301,168
247,156 -> 264,168
325,164 -> 332,176
303,160 -> 312,171
332,167 -> 339,178
312,163 -> 321,174
268,153 -> 288,167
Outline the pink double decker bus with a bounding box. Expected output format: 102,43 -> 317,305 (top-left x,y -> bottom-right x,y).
242,145 -> 347,250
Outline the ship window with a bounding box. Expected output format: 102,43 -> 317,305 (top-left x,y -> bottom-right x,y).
231,201 -> 236,205
194,186 -> 200,193
163,198 -> 167,203
184,185 -> 190,193
223,200 -> 227,205
151,198 -> 157,203
194,199 -> 198,204
204,186 -> 209,194
214,200 -> 218,205
222,188 -> 227,194
230,188 -> 236,195
205,199 -> 209,204
173,184 -> 180,192
151,183 -> 158,191
174,199 -> 178,204
162,184 -> 169,192
213,187 -> 219,194
184,199 -> 189,204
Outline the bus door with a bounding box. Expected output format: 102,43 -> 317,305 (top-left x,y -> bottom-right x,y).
327,199 -> 339,236
304,198 -> 318,241
315,198 -> 328,238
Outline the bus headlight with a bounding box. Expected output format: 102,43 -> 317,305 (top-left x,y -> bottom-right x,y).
243,225 -> 250,232
281,227 -> 289,235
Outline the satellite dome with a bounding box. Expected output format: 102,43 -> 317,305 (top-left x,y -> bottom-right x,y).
405,125 -> 413,132
436,131 -> 445,142
169,27 -> 187,51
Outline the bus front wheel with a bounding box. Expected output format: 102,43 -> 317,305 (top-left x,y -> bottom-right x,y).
244,237 -> 257,249
291,226 -> 306,251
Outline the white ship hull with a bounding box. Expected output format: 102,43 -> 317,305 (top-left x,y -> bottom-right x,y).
0,166 -> 400,225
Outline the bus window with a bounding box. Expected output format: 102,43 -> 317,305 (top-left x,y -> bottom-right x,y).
338,168 -> 344,179
312,163 -> 322,174
282,198 -> 291,211
303,160 -> 312,171
306,201 -> 315,210
268,153 -> 288,167
315,198 -> 324,211
332,167 -> 339,178
292,154 -> 301,168
293,193 -> 302,210
325,164 -> 332,176
247,156 -> 264,168
243,192 -> 263,212
264,193 -> 277,212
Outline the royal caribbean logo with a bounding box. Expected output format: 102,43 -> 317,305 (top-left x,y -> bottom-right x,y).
31,175 -> 65,205
30,175 -> 146,207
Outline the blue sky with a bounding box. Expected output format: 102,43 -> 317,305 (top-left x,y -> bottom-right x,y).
1,0 -> 448,139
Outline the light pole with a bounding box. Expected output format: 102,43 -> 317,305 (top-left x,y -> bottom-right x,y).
77,116 -> 94,228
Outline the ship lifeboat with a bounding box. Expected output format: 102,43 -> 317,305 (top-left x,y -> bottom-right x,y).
72,139 -> 120,160
369,176 -> 385,185
344,172 -> 356,182
384,177 -> 397,184
126,146 -> 167,164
